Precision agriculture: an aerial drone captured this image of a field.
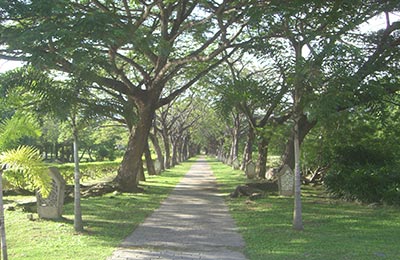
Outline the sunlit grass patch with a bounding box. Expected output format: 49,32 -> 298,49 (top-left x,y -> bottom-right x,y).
4,159 -> 194,260
209,158 -> 400,260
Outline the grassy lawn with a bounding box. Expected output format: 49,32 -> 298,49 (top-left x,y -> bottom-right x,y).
4,159 -> 194,260
209,158 -> 400,260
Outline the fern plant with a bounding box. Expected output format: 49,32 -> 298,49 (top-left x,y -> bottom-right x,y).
0,146 -> 51,196
0,113 -> 41,150
0,112 -> 49,194
0,73 -> 53,260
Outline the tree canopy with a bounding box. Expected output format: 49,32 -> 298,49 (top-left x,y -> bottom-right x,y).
1,0 -> 400,227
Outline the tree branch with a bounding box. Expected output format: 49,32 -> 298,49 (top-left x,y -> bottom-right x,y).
157,47 -> 238,108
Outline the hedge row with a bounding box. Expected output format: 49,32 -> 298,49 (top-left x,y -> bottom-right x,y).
53,161 -> 120,184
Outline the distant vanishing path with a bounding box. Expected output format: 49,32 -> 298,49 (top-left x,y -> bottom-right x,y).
107,157 -> 248,260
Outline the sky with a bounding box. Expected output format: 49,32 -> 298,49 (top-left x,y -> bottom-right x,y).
0,59 -> 23,73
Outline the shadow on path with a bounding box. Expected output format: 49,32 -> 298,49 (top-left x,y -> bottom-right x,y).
107,156 -> 248,260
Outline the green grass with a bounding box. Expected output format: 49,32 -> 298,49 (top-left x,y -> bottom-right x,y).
209,158 -> 400,260
4,159 -> 194,260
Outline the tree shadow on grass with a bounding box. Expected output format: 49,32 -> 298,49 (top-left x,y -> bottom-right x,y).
58,161 -> 192,243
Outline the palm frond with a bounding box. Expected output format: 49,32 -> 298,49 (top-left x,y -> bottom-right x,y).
0,146 -> 51,197
0,114 -> 41,150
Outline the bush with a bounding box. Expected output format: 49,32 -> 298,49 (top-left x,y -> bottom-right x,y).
55,161 -> 120,184
333,145 -> 394,167
324,145 -> 400,206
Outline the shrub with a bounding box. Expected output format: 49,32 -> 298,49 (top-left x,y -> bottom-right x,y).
54,161 -> 120,184
324,145 -> 400,206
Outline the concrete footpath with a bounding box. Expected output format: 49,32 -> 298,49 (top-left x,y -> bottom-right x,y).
107,157 -> 248,260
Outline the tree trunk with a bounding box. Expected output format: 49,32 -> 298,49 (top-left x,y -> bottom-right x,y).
229,112 -> 241,164
72,126 -> 84,232
177,137 -> 184,163
182,135 -> 189,161
189,143 -> 198,158
257,137 -> 269,179
292,116 -> 303,230
292,43 -> 304,231
88,149 -> 94,162
60,145 -> 65,162
149,132 -> 165,171
241,126 -> 254,171
114,103 -> 156,192
281,114 -> 317,169
178,136 -> 186,163
144,140 -> 156,175
0,168 -> 8,260
162,129 -> 172,169
139,160 -> 146,182
217,141 -> 225,161
79,148 -> 86,162
55,142 -> 59,160
171,137 -> 178,166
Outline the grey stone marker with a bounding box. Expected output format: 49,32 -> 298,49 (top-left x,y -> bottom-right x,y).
36,167 -> 66,219
277,164 -> 294,196
154,159 -> 162,175
265,167 -> 278,181
232,157 -> 240,170
245,161 -> 256,179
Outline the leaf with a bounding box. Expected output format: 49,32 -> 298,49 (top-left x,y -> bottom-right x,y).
0,146 -> 51,197
0,113 -> 41,150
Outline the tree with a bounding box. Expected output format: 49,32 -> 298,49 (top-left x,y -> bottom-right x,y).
169,96 -> 201,164
189,100 -> 225,156
70,110 -> 84,232
154,92 -> 201,166
149,128 -> 165,172
251,1 -> 400,168
304,92 -> 400,205
41,79 -> 97,232
156,101 -> 178,169
208,55 -> 291,177
0,0 -> 249,191
87,122 -> 128,162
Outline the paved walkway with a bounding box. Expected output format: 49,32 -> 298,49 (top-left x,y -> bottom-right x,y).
107,157 -> 248,260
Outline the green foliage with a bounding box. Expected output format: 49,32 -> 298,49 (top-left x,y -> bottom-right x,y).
0,113 -> 41,150
87,123 -> 128,161
0,66 -> 55,117
0,68 -> 47,150
190,105 -> 224,150
54,161 -> 120,184
312,99 -> 400,205
0,146 -> 51,196
333,145 -> 394,167
325,164 -> 400,206
324,141 -> 400,205
268,123 -> 292,156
